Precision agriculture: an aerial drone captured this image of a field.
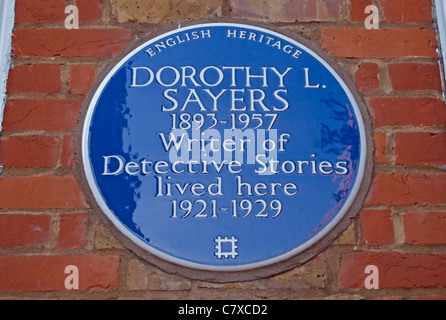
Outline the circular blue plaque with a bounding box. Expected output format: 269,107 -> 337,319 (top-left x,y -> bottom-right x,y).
82,23 -> 367,272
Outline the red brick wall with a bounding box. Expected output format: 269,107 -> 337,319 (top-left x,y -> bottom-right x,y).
0,0 -> 445,299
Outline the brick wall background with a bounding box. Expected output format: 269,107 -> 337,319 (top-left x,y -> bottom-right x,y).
0,0 -> 445,299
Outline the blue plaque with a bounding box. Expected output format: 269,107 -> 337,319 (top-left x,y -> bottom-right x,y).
82,23 -> 368,272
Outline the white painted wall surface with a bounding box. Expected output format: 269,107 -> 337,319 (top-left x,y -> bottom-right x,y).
0,0 -> 15,133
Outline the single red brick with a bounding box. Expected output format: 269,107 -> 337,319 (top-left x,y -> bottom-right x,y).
374,132 -> 387,163
339,252 -> 446,288
15,0 -> 66,24
2,99 -> 82,132
0,255 -> 119,292
61,135 -> 75,167
365,173 -> 446,206
403,211 -> 446,244
57,213 -> 88,248
76,0 -> 102,22
322,28 -> 437,58
381,0 -> 432,23
229,0 -> 342,22
395,132 -> 446,166
355,62 -> 379,93
349,0 -> 373,22
0,176 -> 89,209
0,136 -> 59,168
6,64 -> 61,94
69,64 -> 96,95
388,63 -> 442,91
13,29 -> 131,58
361,210 -> 394,246
0,214 -> 51,247
282,0 -> 342,22
367,97 -> 446,128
